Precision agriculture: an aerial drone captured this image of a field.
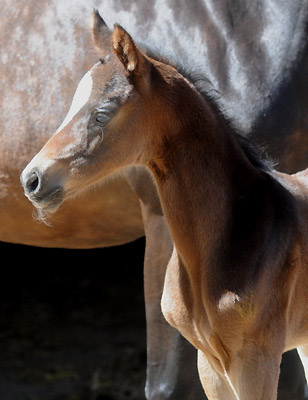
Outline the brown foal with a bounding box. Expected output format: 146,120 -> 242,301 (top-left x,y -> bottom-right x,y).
21,12 -> 308,399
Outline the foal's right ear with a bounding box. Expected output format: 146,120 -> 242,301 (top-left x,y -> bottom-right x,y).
111,24 -> 151,91
91,9 -> 112,58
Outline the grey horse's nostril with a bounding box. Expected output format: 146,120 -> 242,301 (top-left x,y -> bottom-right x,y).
26,171 -> 40,193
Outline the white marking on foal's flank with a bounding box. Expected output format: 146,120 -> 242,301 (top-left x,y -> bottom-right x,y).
56,65 -> 95,132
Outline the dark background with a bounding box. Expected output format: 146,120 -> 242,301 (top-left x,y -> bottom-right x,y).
0,238 -> 147,400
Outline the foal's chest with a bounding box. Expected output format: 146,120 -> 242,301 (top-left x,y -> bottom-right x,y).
161,248 -> 211,349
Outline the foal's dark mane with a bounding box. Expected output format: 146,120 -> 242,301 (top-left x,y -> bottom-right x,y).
144,47 -> 273,173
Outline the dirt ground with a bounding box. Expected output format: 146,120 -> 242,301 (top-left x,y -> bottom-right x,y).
0,238 -> 147,400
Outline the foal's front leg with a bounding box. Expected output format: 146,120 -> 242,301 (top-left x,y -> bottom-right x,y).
227,343 -> 282,400
197,350 -> 238,400
198,344 -> 282,400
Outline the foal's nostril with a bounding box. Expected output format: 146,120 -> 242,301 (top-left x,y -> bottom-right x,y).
26,171 -> 40,193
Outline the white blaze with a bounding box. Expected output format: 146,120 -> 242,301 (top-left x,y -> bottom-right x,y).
56,67 -> 94,132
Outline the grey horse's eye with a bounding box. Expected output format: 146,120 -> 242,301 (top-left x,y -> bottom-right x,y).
96,113 -> 110,125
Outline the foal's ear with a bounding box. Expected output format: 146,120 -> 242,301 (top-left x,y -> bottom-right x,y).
111,24 -> 148,79
91,9 -> 112,57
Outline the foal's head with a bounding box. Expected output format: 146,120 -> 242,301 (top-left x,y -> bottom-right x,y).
20,11 -> 203,215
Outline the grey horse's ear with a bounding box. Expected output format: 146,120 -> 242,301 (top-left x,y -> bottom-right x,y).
91,9 -> 112,57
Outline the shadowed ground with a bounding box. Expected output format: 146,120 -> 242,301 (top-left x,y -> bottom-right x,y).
0,239 -> 147,400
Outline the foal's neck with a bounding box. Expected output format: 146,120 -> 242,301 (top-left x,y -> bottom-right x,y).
147,85 -> 271,296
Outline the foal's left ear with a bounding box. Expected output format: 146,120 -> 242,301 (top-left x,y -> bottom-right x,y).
111,25 -> 148,81
91,9 -> 112,57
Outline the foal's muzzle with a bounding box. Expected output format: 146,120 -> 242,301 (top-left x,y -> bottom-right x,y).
23,168 -> 41,194
20,166 -> 64,212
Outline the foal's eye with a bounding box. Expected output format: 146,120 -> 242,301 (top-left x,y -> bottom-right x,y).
96,113 -> 110,125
